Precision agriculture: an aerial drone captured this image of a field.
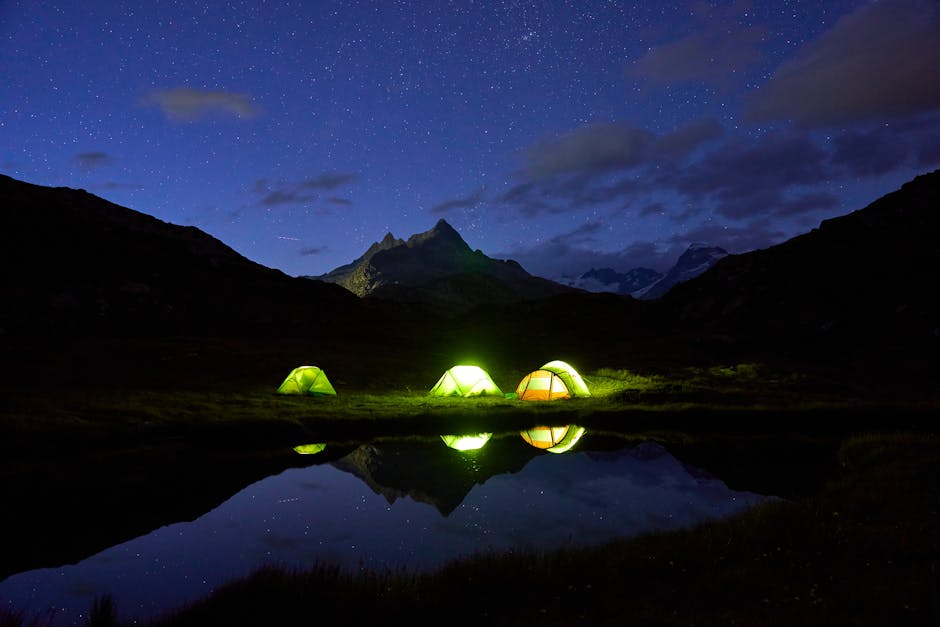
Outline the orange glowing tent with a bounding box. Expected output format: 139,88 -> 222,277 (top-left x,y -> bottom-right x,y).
515,369 -> 570,401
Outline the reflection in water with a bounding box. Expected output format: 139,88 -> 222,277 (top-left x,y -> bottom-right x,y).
440,433 -> 492,451
520,424 -> 586,453
292,443 -> 327,455
0,435 -> 770,626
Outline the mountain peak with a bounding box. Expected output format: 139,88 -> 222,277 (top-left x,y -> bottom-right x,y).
405,218 -> 467,248
634,244 -> 728,300
312,218 -> 574,304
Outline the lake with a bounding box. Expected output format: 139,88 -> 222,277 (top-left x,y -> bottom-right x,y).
0,426 -> 772,625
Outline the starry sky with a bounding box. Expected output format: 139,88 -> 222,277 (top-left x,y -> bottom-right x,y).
2,1 -> 939,280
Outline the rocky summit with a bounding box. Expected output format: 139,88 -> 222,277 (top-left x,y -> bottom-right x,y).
310,218 -> 576,308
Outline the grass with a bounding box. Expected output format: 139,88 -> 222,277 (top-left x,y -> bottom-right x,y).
4,357 -> 925,454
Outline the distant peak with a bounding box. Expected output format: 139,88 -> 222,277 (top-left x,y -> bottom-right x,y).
432,218 -> 458,233
406,218 -> 467,248
361,232 -> 404,259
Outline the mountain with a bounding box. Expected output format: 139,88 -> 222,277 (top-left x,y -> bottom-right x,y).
309,231 -> 404,285
559,245 -> 726,300
633,244 -> 729,300
564,267 -> 663,295
311,218 -> 577,309
0,174 -> 362,335
661,170 -> 940,351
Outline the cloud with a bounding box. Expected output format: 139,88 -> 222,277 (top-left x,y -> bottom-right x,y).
667,219 -> 788,255
831,129 -> 910,178
91,181 -> 145,191
654,118 -> 724,159
303,172 -> 359,190
776,191 -> 841,217
495,223 -> 676,279
501,108 -> 929,227
143,87 -> 260,121
503,118 -> 723,216
916,137 -> 940,169
638,202 -> 665,218
744,0 -> 940,128
255,173 -> 358,207
430,187 -> 486,214
670,131 -> 830,219
566,221 -> 605,244
74,151 -> 112,170
300,246 -> 327,256
627,6 -> 766,87
521,122 -> 654,180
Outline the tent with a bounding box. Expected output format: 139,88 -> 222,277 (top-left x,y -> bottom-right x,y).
540,360 -> 591,397
277,365 -> 337,396
429,365 -> 502,397
515,369 -> 570,401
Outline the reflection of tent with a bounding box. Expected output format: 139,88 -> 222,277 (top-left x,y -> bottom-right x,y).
516,369 -> 570,401
430,365 -> 502,397
540,360 -> 591,397
441,433 -> 492,451
293,443 -> 327,455
277,366 -> 337,396
521,425 -> 586,454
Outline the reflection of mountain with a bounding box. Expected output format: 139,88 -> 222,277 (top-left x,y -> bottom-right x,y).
331,436 -> 541,515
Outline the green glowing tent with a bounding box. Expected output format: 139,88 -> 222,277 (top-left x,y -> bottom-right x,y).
429,365 -> 502,397
276,365 -> 337,396
540,360 -> 591,397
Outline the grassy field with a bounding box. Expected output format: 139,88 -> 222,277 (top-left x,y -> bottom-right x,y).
1,334 -> 937,625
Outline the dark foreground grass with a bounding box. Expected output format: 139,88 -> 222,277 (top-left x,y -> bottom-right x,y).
21,432 -> 931,627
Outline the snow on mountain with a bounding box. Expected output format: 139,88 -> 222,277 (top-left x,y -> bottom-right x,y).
632,244 -> 728,300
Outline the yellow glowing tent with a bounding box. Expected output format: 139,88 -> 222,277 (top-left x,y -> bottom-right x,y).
429,365 -> 502,397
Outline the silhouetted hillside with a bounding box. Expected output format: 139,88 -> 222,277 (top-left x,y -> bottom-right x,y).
0,174 -> 363,336
662,170 -> 940,355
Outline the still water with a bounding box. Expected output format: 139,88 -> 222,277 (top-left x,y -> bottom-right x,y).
1,428 -> 770,625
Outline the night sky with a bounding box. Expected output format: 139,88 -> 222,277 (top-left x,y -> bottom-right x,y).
2,1 -> 938,280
